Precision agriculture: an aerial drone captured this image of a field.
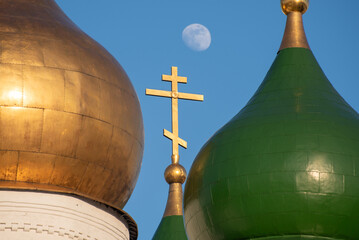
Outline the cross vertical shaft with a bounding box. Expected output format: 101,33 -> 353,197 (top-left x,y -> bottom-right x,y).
170,67 -> 179,158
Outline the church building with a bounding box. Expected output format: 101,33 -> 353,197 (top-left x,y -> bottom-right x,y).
0,0 -> 358,240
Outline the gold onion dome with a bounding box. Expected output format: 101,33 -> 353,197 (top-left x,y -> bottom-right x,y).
0,0 -> 144,212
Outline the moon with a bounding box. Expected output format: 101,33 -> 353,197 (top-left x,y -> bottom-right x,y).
182,24 -> 211,51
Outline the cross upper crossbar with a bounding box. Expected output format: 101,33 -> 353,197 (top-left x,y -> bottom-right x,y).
146,66 -> 204,163
162,66 -> 187,84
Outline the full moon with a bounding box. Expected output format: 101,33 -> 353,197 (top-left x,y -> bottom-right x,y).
182,24 -> 211,51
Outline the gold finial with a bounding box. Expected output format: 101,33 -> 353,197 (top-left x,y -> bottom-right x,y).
146,67 -> 203,217
281,0 -> 309,15
279,0 -> 310,51
165,164 -> 187,184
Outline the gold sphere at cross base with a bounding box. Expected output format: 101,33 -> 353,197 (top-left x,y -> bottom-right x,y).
164,164 -> 187,184
281,0 -> 309,15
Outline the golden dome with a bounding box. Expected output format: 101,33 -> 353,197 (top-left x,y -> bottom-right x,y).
0,0 -> 144,210
281,0 -> 309,15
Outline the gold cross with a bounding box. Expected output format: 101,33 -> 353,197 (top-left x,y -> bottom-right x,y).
146,66 -> 204,164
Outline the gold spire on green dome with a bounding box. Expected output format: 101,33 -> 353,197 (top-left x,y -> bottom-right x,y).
279,0 -> 310,51
147,67 -> 203,240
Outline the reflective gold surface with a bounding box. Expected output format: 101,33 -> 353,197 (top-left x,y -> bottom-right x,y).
163,183 -> 184,217
281,0 -> 309,15
279,11 -> 310,51
0,0 -> 144,218
164,164 -> 187,184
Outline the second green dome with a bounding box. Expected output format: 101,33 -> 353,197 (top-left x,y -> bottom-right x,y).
184,48 -> 359,239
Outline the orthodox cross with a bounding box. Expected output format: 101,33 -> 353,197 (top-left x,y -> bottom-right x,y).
146,66 -> 204,164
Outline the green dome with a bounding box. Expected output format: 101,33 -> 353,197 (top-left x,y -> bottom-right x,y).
153,215 -> 187,240
184,48 -> 359,239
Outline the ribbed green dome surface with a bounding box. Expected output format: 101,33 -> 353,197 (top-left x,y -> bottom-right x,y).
152,215 -> 187,240
184,48 -> 359,239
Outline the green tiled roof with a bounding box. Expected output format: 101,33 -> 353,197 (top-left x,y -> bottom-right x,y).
152,215 -> 187,240
184,48 -> 359,239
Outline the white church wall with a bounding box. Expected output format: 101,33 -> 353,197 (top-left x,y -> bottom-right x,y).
0,190 -> 129,240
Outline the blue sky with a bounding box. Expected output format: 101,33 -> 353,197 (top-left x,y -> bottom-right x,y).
56,1 -> 359,238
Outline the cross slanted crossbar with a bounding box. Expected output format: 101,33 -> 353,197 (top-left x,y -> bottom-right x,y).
146,66 -> 204,163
